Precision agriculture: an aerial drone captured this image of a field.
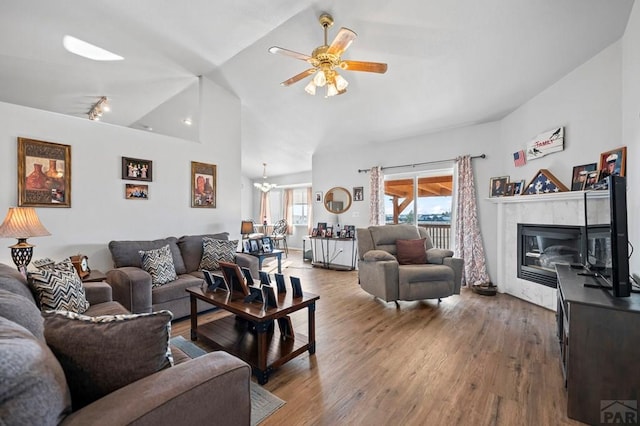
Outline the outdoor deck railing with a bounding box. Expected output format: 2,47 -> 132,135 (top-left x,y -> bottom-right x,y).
418,223 -> 451,249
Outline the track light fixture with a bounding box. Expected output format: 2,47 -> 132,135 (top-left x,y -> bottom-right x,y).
88,96 -> 109,121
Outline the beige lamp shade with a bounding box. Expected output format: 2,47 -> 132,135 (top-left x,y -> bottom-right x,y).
0,207 -> 51,239
241,220 -> 255,235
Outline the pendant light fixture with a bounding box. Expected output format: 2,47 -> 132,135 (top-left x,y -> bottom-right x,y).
254,163 -> 277,192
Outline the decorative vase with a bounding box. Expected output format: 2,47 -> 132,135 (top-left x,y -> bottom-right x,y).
45,159 -> 63,179
25,163 -> 47,190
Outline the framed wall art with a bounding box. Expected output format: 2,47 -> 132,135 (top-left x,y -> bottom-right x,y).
191,161 -> 216,207
125,184 -> 148,199
598,146 -> 626,178
18,137 -> 71,207
122,157 -> 152,181
353,186 -> 364,201
570,163 -> 597,191
315,191 -> 323,202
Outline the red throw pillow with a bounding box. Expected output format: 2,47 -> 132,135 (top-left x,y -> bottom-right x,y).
396,238 -> 428,265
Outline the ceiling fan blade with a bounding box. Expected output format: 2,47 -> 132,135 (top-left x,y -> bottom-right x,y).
340,60 -> 388,74
268,46 -> 313,62
327,27 -> 357,56
280,68 -> 316,86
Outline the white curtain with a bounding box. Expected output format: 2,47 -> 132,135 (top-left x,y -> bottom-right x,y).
455,156 -> 491,286
369,166 -> 384,225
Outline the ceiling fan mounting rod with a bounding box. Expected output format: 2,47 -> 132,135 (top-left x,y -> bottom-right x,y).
319,13 -> 334,46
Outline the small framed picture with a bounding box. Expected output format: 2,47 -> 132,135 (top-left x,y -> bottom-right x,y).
489,176 -> 509,197
317,222 -> 327,232
262,237 -> 272,253
125,184 -> 148,199
315,191 -> 323,202
122,157 -> 152,182
571,163 -> 597,191
598,147 -> 626,179
584,170 -> 601,190
325,227 -> 333,238
504,182 -> 516,196
242,240 -> 251,253
311,228 -> 318,237
353,186 -> 364,201
512,180 -> 525,195
249,239 -> 259,253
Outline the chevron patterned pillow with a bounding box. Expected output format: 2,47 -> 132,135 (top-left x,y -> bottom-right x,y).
139,244 -> 178,287
199,237 -> 238,271
30,259 -> 89,313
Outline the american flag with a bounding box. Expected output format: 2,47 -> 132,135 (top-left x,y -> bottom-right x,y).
513,150 -> 526,167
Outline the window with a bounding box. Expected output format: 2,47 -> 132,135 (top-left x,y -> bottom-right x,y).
291,188 -> 309,225
384,170 -> 453,248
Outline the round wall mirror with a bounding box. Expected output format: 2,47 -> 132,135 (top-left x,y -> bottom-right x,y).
324,187 -> 352,214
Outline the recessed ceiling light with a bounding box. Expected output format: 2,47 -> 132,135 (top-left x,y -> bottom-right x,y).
63,35 -> 124,61
183,118 -> 193,126
142,125 -> 153,131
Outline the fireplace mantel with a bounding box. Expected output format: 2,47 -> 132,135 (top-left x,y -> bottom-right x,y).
487,190 -> 607,204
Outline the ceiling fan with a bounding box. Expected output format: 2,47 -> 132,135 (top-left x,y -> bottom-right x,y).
268,13 -> 388,97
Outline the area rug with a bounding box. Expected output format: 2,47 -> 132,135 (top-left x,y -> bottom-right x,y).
170,335 -> 285,425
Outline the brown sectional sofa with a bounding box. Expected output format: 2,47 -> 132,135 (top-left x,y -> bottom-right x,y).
0,262 -> 251,425
107,233 -> 259,318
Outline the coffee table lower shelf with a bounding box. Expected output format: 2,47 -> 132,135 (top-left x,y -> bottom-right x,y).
192,315 -> 310,384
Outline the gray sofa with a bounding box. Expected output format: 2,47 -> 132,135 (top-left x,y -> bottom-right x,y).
356,225 -> 463,302
107,233 -> 259,318
0,262 -> 251,425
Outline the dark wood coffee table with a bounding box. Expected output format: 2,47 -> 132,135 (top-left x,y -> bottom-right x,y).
186,286 -> 319,384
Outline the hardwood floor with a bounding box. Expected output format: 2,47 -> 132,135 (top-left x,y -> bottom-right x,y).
172,251 -> 582,426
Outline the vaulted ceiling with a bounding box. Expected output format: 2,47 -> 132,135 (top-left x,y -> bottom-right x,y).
0,1 -> 634,178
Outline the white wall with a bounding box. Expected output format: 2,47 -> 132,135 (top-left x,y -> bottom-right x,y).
501,41 -> 622,190
0,77 -> 242,272
622,2 -> 640,278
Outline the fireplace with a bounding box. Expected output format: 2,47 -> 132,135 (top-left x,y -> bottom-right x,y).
517,224 -> 583,288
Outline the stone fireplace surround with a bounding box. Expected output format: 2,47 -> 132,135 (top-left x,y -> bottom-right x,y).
489,191 -> 607,311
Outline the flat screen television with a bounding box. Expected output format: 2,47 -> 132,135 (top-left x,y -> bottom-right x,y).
583,175 -> 630,297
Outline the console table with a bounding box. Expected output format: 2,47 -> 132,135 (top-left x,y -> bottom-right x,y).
308,236 -> 357,270
555,264 -> 640,425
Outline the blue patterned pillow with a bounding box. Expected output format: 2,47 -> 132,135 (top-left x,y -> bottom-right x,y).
199,238 -> 238,271
29,259 -> 89,313
139,245 -> 177,287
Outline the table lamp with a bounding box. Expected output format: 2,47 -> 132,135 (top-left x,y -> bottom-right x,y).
241,220 -> 254,239
0,207 -> 51,275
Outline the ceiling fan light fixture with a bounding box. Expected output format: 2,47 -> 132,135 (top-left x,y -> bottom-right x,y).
335,73 -> 349,91
313,70 -> 326,87
304,81 -> 317,95
63,35 -> 124,61
326,83 -> 338,97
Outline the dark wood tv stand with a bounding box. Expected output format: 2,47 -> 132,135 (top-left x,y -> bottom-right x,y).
555,264 -> 640,425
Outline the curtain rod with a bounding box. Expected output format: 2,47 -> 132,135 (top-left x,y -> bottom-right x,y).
357,154 -> 486,173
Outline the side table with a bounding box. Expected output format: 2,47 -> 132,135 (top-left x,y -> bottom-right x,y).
82,269 -> 107,283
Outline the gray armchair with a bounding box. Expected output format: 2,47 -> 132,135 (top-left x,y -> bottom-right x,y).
356,224 -> 463,303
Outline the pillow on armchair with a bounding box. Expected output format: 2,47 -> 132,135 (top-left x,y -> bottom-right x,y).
396,238 -> 428,265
